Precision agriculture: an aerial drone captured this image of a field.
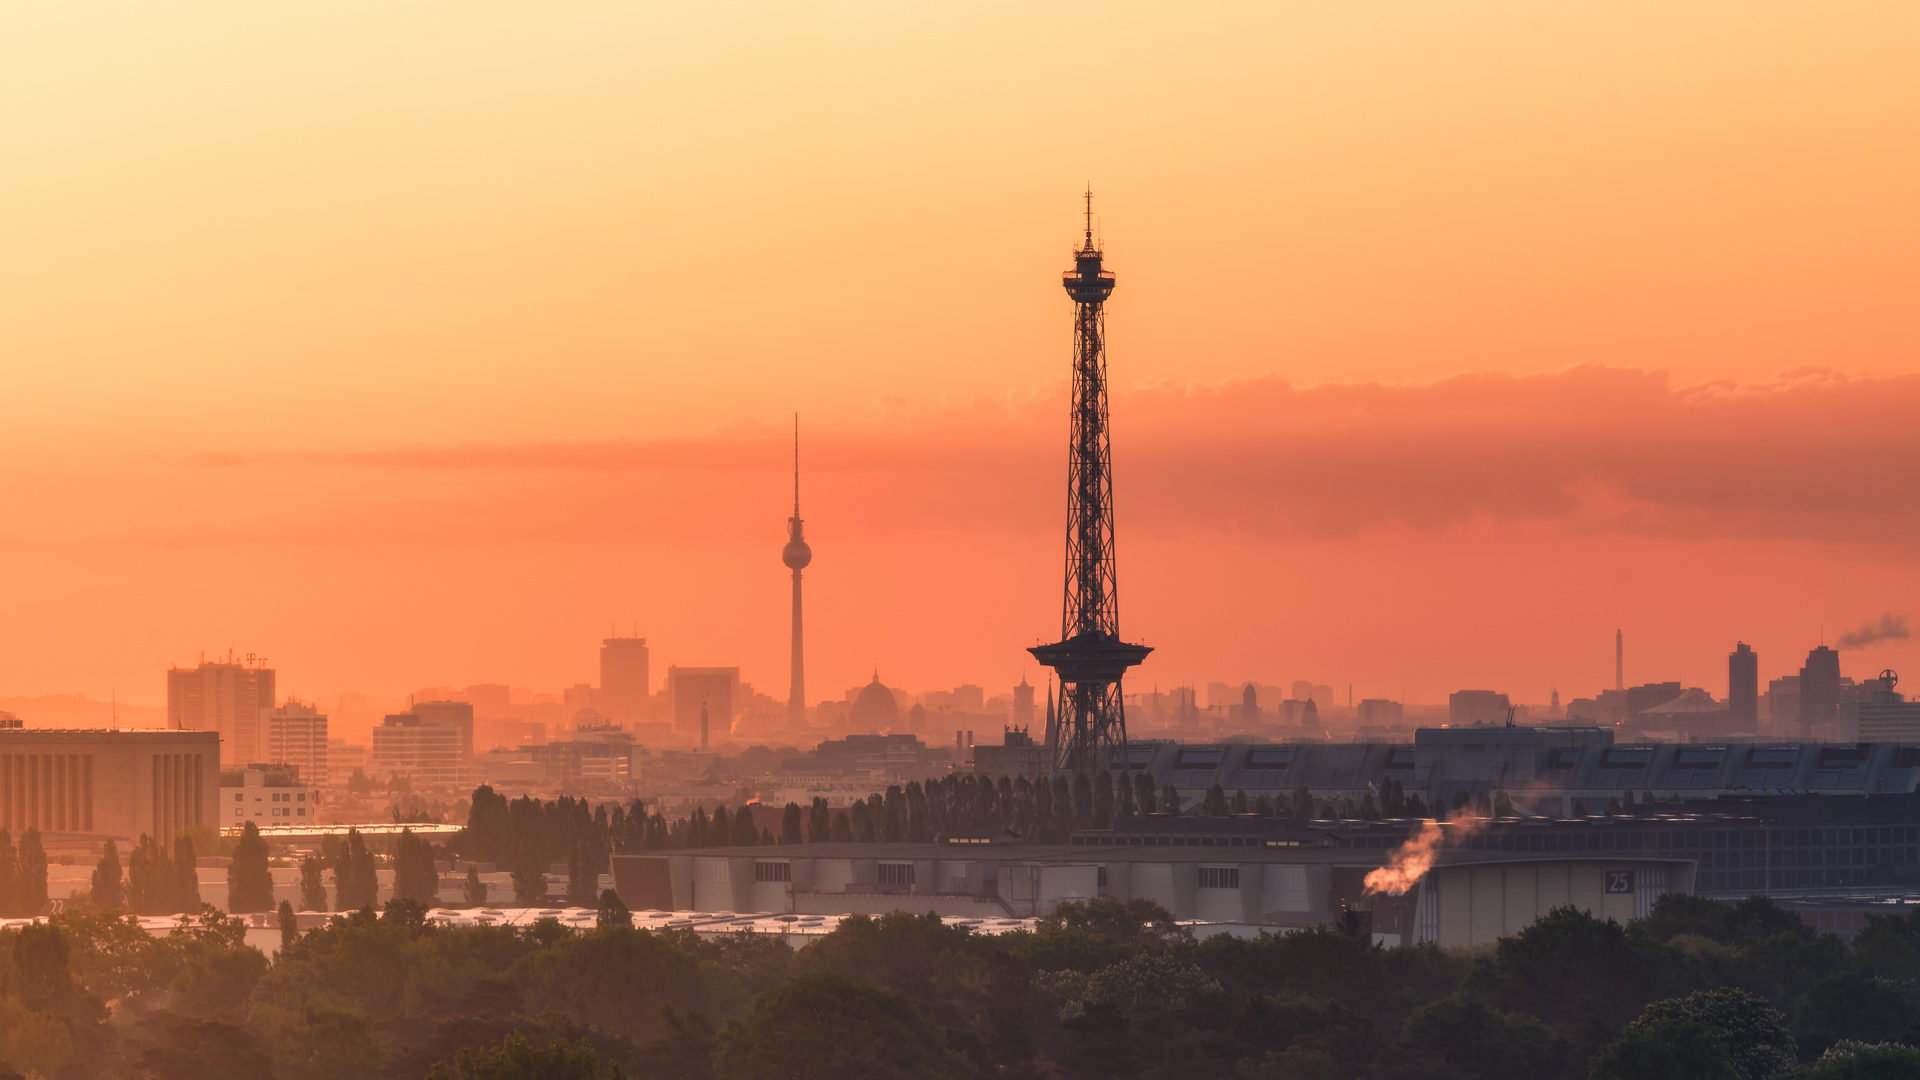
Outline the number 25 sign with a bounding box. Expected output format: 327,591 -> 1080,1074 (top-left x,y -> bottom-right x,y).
1605,870 -> 1636,894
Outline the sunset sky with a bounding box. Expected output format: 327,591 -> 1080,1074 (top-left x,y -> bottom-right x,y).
3,3 -> 1918,729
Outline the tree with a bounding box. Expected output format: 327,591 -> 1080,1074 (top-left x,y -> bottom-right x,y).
1203,783 -> 1228,817
1370,994 -> 1563,1080
0,830 -> 21,917
299,855 -> 328,911
92,838 -> 124,910
227,821 -> 275,913
713,972 -> 971,1080
129,833 -> 176,915
807,797 -> 829,842
1135,773 -> 1156,815
393,829 -> 441,907
512,841 -> 548,905
277,900 -> 298,953
17,828 -> 47,917
425,1031 -> 625,1080
464,865 -> 489,907
1795,972 -> 1914,1056
731,805 -> 758,846
597,889 -> 632,929
172,832 -> 201,912
1092,771 -> 1114,827
567,842 -> 598,906
781,802 -> 804,845
335,828 -> 379,911
1632,988 -> 1795,1080
1589,1018 -> 1740,1080
1162,783 -> 1181,816
1796,1041 -> 1920,1079
1493,789 -> 1515,817
708,806 -> 732,848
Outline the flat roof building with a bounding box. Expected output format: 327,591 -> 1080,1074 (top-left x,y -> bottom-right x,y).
0,728 -> 219,844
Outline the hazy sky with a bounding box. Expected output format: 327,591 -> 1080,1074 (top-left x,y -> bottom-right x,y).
3,3 -> 1917,714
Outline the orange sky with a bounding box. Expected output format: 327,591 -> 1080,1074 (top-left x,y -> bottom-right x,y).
2,3 -> 1917,717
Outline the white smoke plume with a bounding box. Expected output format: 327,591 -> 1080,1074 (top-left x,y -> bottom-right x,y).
1362,813 -> 1490,898
1837,613 -> 1910,650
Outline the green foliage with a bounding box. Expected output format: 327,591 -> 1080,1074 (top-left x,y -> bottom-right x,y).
91,838 -> 124,910
426,1031 -> 626,1080
299,855 -> 327,912
227,821 -> 276,913
1589,1018 -> 1741,1080
1634,987 -> 1796,1080
1794,973 -> 1915,1057
712,971 -> 971,1080
597,889 -> 633,929
395,828 -> 443,906
333,829 -> 378,911
1793,1040 -> 1920,1079
1371,993 -> 1565,1080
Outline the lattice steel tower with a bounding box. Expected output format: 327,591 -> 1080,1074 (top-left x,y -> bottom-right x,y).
1030,192 -> 1151,772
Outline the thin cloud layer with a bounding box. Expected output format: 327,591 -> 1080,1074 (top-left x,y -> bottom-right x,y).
226,364 -> 1920,549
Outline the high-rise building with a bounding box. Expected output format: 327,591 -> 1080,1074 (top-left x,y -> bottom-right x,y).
599,638 -> 651,724
1012,677 -> 1036,729
408,700 -> 475,763
783,416 -> 812,722
370,711 -> 470,787
1728,643 -> 1758,728
1800,646 -> 1842,735
1842,670 -> 1920,742
1449,690 -> 1511,725
1357,699 -> 1404,727
167,657 -> 275,766
265,701 -> 329,786
1766,676 -> 1801,734
669,667 -> 739,738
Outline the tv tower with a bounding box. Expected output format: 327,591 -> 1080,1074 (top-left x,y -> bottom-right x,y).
783,415 -> 812,721
1029,192 -> 1152,772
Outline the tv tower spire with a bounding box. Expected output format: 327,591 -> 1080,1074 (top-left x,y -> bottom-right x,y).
783,415 -> 812,722
1030,192 -> 1152,772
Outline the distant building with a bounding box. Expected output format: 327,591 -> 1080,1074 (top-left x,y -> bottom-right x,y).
848,674 -> 899,731
669,667 -> 739,738
0,728 -> 220,842
1357,699 -> 1404,727
220,765 -> 316,826
973,727 -> 1050,779
795,733 -> 944,780
1801,646 -> 1842,735
599,638 -> 651,724
1728,643 -> 1758,727
1448,690 -> 1510,726
327,739 -> 369,779
1235,683 -> 1262,726
1766,676 -> 1801,736
265,702 -> 329,786
1626,682 -> 1683,719
167,658 -> 275,766
1841,671 -> 1920,742
1637,688 -> 1729,735
370,711 -> 470,786
1013,678 -> 1036,729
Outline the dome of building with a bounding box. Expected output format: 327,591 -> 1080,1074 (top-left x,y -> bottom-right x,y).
850,673 -> 898,729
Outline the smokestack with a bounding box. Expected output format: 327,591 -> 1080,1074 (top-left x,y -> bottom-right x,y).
1615,629 -> 1624,691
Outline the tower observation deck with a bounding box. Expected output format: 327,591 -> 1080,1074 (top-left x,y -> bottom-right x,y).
1030,193 -> 1151,773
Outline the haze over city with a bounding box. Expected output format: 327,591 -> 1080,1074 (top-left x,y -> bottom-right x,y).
3,5 -> 1920,1080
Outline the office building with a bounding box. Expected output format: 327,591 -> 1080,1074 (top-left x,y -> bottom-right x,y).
1448,690 -> 1510,725
1626,682 -> 1682,718
599,638 -> 651,725
1729,643 -> 1758,727
370,711 -> 470,787
669,667 -> 739,738
167,657 -> 275,766
1767,676 -> 1801,735
265,701 -> 329,786
1842,671 -> 1920,742
0,728 -> 219,843
1012,678 -> 1036,729
220,765 -> 317,825
1801,646 -> 1842,735
1357,699 -> 1404,727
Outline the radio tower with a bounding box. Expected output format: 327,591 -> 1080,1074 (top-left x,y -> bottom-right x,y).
1030,192 -> 1152,772
783,415 -> 811,722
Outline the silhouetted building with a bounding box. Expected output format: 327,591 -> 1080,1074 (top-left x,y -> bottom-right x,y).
1238,683 -> 1261,726
1301,697 -> 1321,728
1800,646 -> 1842,735
599,638 -> 651,725
167,657 -> 275,767
265,701 -> 329,786
1768,676 -> 1801,734
0,728 -> 219,842
1013,677 -> 1036,729
1637,688 -> 1728,735
1841,670 -> 1920,742
849,673 -> 899,730
1626,682 -> 1682,719
1357,699 -> 1404,727
668,667 -> 739,739
1728,643 -> 1758,728
1448,690 -> 1510,725
973,726 -> 1050,778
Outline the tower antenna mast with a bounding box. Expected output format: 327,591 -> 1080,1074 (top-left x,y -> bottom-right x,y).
783,413 -> 813,723
1030,191 -> 1152,773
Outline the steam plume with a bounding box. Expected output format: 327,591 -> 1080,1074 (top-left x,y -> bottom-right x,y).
1837,613 -> 1909,650
1362,814 -> 1488,897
